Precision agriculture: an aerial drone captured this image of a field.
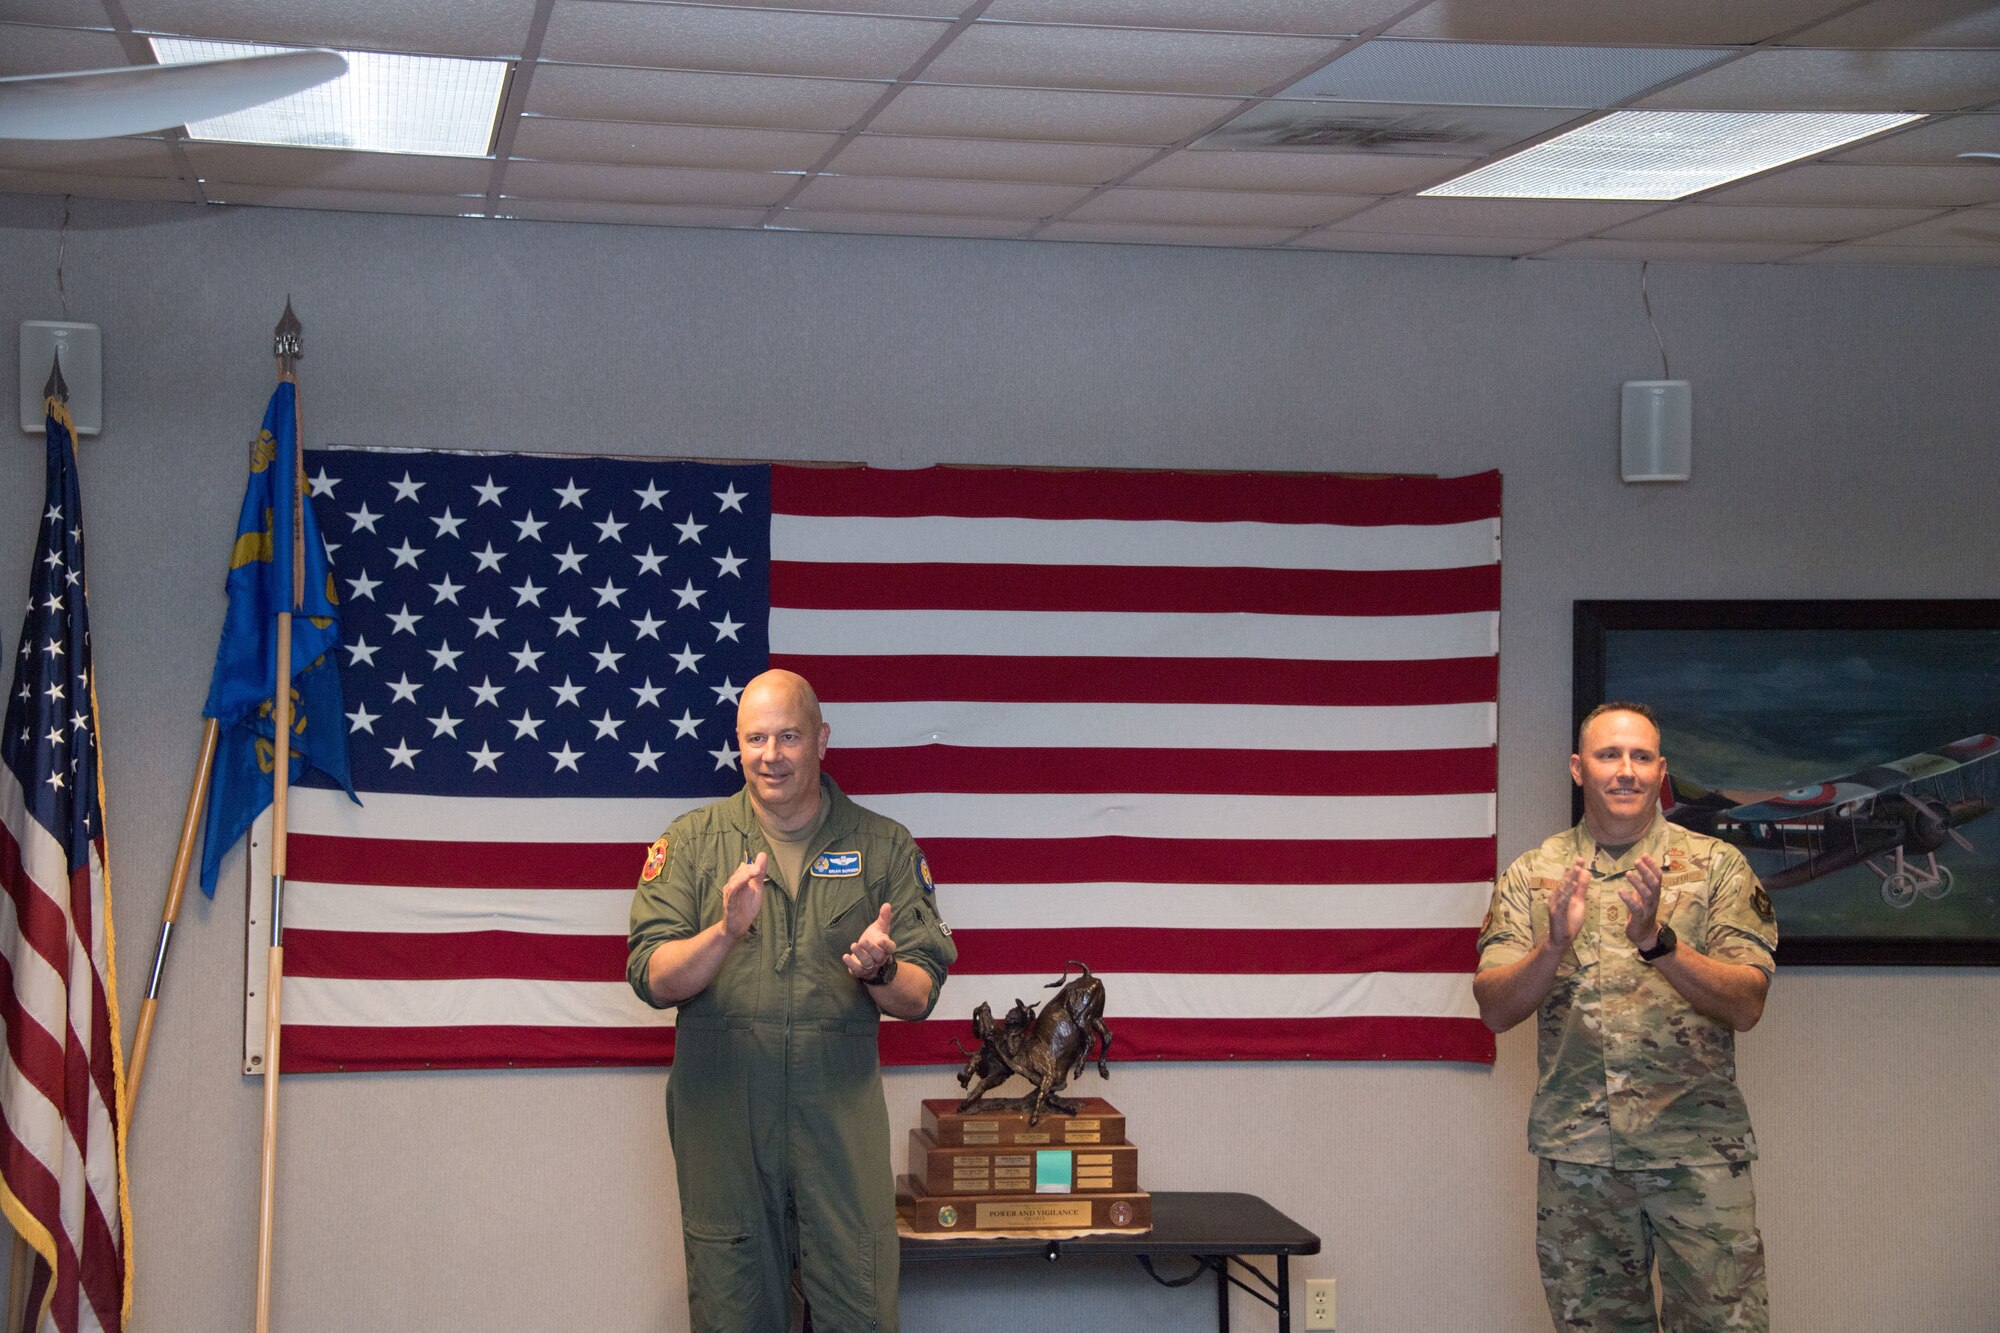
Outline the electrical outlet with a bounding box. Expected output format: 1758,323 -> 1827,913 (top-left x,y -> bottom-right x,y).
1306,1277 -> 1336,1329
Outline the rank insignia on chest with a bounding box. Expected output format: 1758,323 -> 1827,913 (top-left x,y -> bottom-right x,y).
641,835 -> 670,882
811,850 -> 862,878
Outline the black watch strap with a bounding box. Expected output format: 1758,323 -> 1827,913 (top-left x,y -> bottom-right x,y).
861,955 -> 899,987
1637,923 -> 1678,962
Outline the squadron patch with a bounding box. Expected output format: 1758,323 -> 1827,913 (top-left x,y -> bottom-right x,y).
916,847 -> 936,895
641,835 -> 671,883
811,850 -> 862,878
1751,883 -> 1776,923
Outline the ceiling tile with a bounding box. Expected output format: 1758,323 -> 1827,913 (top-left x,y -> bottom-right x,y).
1784,0 -> 2000,50
1841,204 -> 2000,244
1537,237 -> 1824,261
1285,40 -> 1733,109
122,0 -> 538,59
0,171 -> 193,203
1287,230 -> 1558,255
775,209 -> 1034,237
1067,185 -> 1374,226
1635,49 -> 2000,113
1037,219 -> 1300,245
513,118 -> 838,170
200,184 -> 484,216
790,173 -> 1089,216
923,23 -> 1342,95
1789,241 -> 2000,265
1128,146 -> 1474,192
0,23 -> 130,76
0,137 -> 180,176
1384,0 -> 1861,46
982,0 -> 1412,36
869,84 -> 1242,143
500,159 -> 797,205
1829,112 -> 2000,162
696,0 -> 973,14
828,135 -> 1158,183
497,199 -> 769,227
1197,100 -> 1583,156
542,3 -> 950,79
1703,162 -> 2000,206
526,66 -> 887,130
1599,202 -> 1946,241
1323,195 -> 1659,237
181,144 -> 494,193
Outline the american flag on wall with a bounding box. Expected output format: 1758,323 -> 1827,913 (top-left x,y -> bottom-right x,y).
1,397 -> 130,1333
283,449 -> 1499,1071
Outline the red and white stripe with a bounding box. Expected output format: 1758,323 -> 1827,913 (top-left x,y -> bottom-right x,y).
278,465 -> 1498,1070
0,768 -> 128,1333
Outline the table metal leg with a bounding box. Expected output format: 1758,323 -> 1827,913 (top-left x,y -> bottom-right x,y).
1216,1254 -> 1230,1332
1276,1254 -> 1290,1333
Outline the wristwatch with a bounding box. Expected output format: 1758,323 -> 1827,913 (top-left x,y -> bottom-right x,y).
860,955 -> 899,987
1637,924 -> 1678,963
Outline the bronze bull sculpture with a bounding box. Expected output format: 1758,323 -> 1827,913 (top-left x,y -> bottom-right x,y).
952,961 -> 1113,1125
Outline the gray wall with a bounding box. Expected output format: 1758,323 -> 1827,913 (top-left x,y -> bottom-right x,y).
2,192 -> 1997,1332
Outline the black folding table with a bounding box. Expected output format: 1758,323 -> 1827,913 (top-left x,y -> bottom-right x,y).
900,1190 -> 1321,1331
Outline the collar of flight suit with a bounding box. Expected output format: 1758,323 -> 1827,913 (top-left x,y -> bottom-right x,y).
720,773 -> 861,852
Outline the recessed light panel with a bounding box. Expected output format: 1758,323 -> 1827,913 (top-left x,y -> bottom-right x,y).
1423,110 -> 1924,200
150,38 -> 510,157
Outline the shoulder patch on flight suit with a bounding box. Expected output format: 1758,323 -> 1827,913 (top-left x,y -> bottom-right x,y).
1752,884 -> 1776,922
916,847 -> 936,894
641,835 -> 670,882
810,850 -> 862,878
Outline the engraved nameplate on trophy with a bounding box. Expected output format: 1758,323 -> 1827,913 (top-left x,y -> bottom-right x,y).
897,1178 -> 1152,1234
909,1129 -> 1140,1195
921,1097 -> 1125,1148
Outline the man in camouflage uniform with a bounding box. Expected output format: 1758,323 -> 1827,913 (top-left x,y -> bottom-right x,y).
1476,702 -> 1777,1332
628,669 -> 956,1333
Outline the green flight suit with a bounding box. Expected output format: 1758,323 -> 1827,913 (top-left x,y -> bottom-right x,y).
627,775 -> 956,1333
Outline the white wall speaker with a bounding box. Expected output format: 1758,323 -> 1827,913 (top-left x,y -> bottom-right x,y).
1620,380 -> 1690,482
20,321 -> 102,436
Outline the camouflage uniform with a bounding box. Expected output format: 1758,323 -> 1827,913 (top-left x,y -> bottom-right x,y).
1479,813 -> 1777,1332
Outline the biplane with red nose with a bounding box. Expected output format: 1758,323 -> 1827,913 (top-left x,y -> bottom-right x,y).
1662,734 -> 2000,908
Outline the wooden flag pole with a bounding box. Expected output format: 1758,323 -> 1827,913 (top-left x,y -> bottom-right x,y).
123,717 -> 219,1118
254,302 -> 306,1333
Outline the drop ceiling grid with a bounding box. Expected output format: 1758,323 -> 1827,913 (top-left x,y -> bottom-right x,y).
0,0 -> 1995,265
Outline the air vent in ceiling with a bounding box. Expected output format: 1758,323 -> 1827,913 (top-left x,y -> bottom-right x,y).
1195,101 -> 1580,156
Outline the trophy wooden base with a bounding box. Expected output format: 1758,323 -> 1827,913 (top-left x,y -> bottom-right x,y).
908,1128 -> 1140,1195
897,1176 -> 1151,1234
921,1097 -> 1127,1147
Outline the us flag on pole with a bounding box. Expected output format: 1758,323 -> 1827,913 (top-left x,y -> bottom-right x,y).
0,395 -> 130,1333
284,449 -> 1499,1071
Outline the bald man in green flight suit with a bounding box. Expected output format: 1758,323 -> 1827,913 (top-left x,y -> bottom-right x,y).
628,669 -> 957,1333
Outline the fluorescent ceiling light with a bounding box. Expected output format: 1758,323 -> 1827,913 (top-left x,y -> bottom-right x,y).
1422,110 -> 1923,200
149,38 -> 509,157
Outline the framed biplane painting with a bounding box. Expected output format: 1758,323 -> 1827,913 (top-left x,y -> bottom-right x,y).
1574,600 -> 2000,966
